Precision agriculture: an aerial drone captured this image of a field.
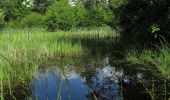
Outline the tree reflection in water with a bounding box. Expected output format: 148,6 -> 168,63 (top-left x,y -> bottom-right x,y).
87,65 -> 123,100
30,57 -> 150,100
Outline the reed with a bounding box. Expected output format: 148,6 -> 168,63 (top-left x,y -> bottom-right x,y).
0,26 -> 115,99
126,45 -> 170,80
126,44 -> 170,99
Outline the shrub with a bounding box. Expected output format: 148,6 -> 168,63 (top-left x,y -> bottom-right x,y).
71,6 -> 88,27
111,0 -> 170,43
0,9 -> 5,30
0,0 -> 21,21
33,0 -> 52,13
18,12 -> 44,27
83,0 -> 114,27
45,0 -> 87,31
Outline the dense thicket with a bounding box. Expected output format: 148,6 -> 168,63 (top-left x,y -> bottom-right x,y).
0,0 -> 110,31
33,0 -> 52,13
108,0 -> 170,43
82,0 -> 114,27
44,0 -> 87,31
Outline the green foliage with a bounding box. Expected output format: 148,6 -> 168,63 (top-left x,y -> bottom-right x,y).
0,0 -> 33,23
83,0 -> 114,27
33,0 -> 52,13
45,0 -> 87,31
150,24 -> 160,39
18,12 -> 44,27
126,45 -> 170,80
0,9 -> 5,29
17,5 -> 32,17
0,0 -> 20,21
151,24 -> 160,34
108,0 -> 170,42
72,6 -> 88,27
0,0 -> 118,30
108,0 -> 127,9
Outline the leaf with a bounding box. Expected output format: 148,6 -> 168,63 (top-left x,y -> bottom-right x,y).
151,24 -> 160,33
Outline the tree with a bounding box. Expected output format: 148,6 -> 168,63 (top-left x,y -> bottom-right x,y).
107,0 -> 170,43
82,0 -> 114,27
45,0 -> 87,31
33,0 -> 52,13
0,0 -> 31,21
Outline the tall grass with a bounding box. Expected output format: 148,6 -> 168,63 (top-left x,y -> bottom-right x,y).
126,45 -> 170,80
0,27 -> 115,99
126,44 -> 170,99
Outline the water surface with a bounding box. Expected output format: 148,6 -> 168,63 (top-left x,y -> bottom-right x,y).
29,57 -> 167,100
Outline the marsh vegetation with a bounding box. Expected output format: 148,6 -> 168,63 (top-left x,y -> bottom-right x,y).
0,0 -> 170,100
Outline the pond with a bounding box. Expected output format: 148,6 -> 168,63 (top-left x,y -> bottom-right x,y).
27,56 -> 163,100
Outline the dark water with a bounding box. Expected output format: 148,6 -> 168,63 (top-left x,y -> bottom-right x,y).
28,57 -> 169,100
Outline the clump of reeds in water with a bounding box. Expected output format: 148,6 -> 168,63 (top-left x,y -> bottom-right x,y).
126,44 -> 170,100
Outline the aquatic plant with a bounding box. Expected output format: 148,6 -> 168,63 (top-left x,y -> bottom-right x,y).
0,26 -> 115,99
126,44 -> 170,99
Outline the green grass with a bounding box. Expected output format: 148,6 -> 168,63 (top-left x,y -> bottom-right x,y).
126,45 -> 170,100
0,26 -> 115,99
126,45 -> 170,80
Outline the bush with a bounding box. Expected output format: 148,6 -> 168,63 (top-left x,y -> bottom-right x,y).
71,6 -> 88,27
45,0 -> 87,31
110,0 -> 170,43
0,9 -> 5,29
83,0 -> 114,27
18,12 -> 44,27
0,0 -> 20,21
33,0 -> 52,13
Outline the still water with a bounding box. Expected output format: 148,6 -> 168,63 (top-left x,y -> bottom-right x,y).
29,57 -> 154,100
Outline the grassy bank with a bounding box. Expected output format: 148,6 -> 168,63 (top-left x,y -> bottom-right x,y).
0,27 -> 115,99
126,45 -> 170,80
126,45 -> 170,99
